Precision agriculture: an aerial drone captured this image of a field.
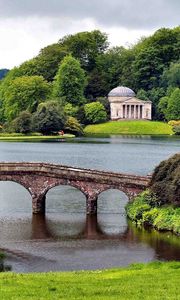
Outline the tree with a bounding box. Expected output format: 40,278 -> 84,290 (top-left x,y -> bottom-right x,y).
84,102 -> 107,124
133,47 -> 164,90
32,101 -> 65,135
150,153 -> 180,206
166,88 -> 180,120
59,30 -> 109,71
11,111 -> 32,134
158,88 -> 180,121
64,116 -> 83,136
3,75 -> 50,122
52,55 -> 87,105
161,61 -> 180,88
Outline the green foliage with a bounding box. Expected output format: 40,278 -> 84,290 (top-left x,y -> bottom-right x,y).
84,101 -> 107,124
59,30 -> 109,71
126,191 -> 180,234
52,55 -> 87,105
2,75 -> 50,122
65,117 -> 83,136
150,153 -> 180,206
32,101 -> 65,135
166,88 -> 180,121
172,125 -> 180,135
126,192 -> 151,221
11,111 -> 32,134
161,61 -> 180,88
64,103 -> 78,117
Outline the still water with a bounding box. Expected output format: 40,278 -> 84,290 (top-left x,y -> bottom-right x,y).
0,135 -> 179,272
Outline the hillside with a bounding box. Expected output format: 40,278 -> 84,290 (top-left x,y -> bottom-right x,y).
84,120 -> 173,135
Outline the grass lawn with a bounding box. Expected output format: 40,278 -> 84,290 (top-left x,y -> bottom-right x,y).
84,120 -> 173,135
0,262 -> 180,299
0,134 -> 75,141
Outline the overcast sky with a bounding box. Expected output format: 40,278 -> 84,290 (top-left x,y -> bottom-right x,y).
0,0 -> 179,69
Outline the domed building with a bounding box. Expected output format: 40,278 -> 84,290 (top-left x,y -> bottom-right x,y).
108,86 -> 152,120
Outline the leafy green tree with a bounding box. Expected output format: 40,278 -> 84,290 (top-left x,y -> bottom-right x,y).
65,116 -> 83,136
11,111 -> 32,134
64,103 -> 78,117
84,101 -> 107,124
3,75 -> 50,122
133,47 -> 164,90
166,88 -> 180,120
161,61 -> 180,88
32,101 -> 65,135
52,55 -> 87,105
59,30 -> 109,71
158,96 -> 169,120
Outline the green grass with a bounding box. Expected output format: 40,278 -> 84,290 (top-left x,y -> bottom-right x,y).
0,262 -> 180,299
0,134 -> 75,141
84,120 -> 173,135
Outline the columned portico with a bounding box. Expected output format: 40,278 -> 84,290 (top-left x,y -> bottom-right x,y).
108,86 -> 152,120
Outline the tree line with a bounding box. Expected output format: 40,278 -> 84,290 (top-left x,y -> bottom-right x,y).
0,27 -> 179,135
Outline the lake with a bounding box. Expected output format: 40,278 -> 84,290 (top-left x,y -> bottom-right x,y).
0,135 -> 179,272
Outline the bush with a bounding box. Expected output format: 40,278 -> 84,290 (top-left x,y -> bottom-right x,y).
64,117 -> 83,136
126,191 -> 180,235
126,191 -> 151,222
32,101 -> 65,135
172,125 -> 180,135
84,101 -> 107,124
150,153 -> 180,206
11,111 -> 32,134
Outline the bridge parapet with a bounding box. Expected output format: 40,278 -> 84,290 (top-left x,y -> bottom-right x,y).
0,162 -> 151,215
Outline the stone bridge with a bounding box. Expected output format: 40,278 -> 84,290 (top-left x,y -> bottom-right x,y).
0,162 -> 151,215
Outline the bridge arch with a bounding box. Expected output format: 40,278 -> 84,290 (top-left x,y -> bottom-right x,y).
44,183 -> 87,214
0,177 -> 32,197
0,180 -> 32,214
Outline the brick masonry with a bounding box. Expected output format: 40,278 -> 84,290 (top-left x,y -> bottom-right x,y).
0,162 -> 151,214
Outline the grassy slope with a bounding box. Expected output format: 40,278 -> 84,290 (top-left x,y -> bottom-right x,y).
0,134 -> 74,141
0,262 -> 180,299
84,120 -> 173,135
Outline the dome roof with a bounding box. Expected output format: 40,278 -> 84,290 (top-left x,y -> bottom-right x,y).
108,86 -> 135,97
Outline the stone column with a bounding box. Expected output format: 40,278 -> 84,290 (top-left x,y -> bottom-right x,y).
32,194 -> 46,214
138,105 -> 141,119
86,194 -> 98,215
125,105 -> 127,119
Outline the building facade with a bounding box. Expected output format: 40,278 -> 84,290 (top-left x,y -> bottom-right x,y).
108,86 -> 152,120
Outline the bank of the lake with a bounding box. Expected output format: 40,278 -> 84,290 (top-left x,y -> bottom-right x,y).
0,262 -> 179,300
0,133 -> 75,141
84,120 -> 173,135
126,192 -> 180,235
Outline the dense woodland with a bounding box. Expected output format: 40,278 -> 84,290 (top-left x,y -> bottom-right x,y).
0,26 -> 179,135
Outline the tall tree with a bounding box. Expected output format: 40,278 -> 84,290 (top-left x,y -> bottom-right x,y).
59,30 -> 109,71
3,75 -> 50,121
52,55 -> 87,106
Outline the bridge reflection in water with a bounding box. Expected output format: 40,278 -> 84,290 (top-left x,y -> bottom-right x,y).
30,214 -> 180,262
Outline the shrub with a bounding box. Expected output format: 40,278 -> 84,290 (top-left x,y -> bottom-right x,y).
84,101 -> 107,124
64,117 -> 83,136
172,125 -> 180,135
11,111 -> 32,134
150,153 -> 180,206
126,192 -> 151,222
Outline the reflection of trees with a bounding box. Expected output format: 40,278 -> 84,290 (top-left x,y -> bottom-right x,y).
127,221 -> 180,260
